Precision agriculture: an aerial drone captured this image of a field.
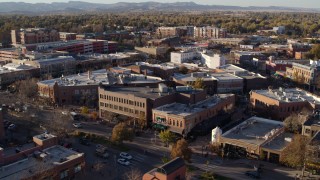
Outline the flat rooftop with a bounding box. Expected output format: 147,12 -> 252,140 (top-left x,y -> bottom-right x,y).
222,117 -> 283,146
211,72 -> 243,81
0,63 -> 37,74
173,72 -> 217,82
38,69 -> 111,87
136,62 -> 178,70
218,64 -> 248,73
153,94 -> 234,117
253,88 -> 320,104
0,145 -> 84,180
262,132 -> 294,152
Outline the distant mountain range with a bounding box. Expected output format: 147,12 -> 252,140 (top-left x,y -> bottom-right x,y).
0,1 -> 318,14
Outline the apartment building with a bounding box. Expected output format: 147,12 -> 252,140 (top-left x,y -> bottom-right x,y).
219,116 -> 293,163
250,87 -> 320,120
194,26 -> 227,39
0,133 -> 85,180
143,157 -> 186,180
11,28 -> 60,45
0,48 -> 22,63
59,32 -> 77,41
153,94 -> 235,136
156,27 -> 186,38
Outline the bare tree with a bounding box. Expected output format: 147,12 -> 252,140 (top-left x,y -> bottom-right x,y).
123,168 -> 142,180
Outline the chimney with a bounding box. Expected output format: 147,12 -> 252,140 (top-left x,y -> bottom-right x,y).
88,70 -> 92,80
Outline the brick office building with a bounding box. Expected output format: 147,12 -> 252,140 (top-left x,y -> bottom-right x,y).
98,84 -> 208,126
152,94 -> 235,136
11,28 -> 60,45
250,87 -> 320,120
143,157 -> 186,180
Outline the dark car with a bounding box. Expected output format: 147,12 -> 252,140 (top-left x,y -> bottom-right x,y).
79,138 -> 90,146
245,171 -> 260,179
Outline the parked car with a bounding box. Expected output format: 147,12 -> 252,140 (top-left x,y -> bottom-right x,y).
79,138 -> 90,146
245,171 -> 260,179
96,151 -> 109,159
73,123 -> 82,128
117,158 -> 130,166
8,124 -> 16,130
119,152 -> 132,160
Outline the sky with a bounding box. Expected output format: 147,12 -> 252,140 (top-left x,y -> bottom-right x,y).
1,0 -> 319,9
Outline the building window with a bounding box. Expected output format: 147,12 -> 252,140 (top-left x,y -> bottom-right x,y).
173,120 -> 175,126
74,164 -> 82,173
180,121 -> 182,127
100,102 -> 104,107
60,169 -> 69,179
305,128 -> 311,134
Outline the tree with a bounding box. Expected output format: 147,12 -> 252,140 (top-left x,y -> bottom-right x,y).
159,130 -> 176,147
193,78 -> 204,89
309,44 -> 320,59
123,168 -> 142,180
13,78 -> 38,101
284,109 -> 310,133
171,139 -> 192,162
111,122 -> 134,144
81,106 -> 89,114
179,66 -> 188,74
280,134 -> 310,168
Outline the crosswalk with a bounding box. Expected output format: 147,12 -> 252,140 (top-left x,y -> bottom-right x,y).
119,153 -> 147,168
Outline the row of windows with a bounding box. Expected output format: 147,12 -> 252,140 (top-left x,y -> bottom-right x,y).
100,102 -> 145,116
100,94 -> 145,108
255,99 -> 303,113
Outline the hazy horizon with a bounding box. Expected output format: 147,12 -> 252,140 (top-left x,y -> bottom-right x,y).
0,0 -> 319,9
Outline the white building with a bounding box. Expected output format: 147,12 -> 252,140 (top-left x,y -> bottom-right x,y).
201,53 -> 226,69
273,26 -> 285,34
170,51 -> 195,64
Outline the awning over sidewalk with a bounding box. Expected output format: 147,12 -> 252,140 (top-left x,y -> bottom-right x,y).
152,123 -> 167,130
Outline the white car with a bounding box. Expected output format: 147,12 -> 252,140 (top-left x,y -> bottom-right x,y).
117,158 -> 130,166
119,152 -> 132,160
73,123 -> 82,128
8,124 -> 16,130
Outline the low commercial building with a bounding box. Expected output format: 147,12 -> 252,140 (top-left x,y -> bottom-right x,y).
0,63 -> 40,88
127,62 -> 179,80
0,133 -> 85,180
153,94 -> 235,136
201,53 -> 226,69
0,48 -> 22,63
219,116 -> 293,163
250,87 -> 320,120
173,72 -> 217,95
211,72 -> 243,94
143,157 -> 186,180
302,112 -> 320,137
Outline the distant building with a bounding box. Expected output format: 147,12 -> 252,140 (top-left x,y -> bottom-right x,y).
288,43 -> 312,58
143,157 -> 186,180
219,116 -> 293,163
156,27 -> 186,38
194,26 -> 227,39
11,28 -> 60,45
201,53 -> 226,69
250,87 -> 320,120
135,47 -> 169,59
273,26 -> 286,34
285,61 -> 320,90
0,48 -> 22,63
127,62 -> 179,80
24,56 -> 76,78
0,133 -> 85,180
218,64 -> 268,92
59,32 -> 77,41
153,94 -> 235,136
171,51 -> 195,64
